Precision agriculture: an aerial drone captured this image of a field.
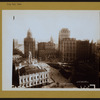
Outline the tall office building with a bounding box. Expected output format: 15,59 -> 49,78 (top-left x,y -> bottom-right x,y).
76,40 -> 90,62
38,42 -> 46,60
24,29 -> 35,58
58,28 -> 76,62
61,38 -> 76,62
89,40 -> 96,60
58,28 -> 70,53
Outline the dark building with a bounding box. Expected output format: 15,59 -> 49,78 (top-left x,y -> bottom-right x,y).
24,29 -> 35,58
38,42 -> 46,60
76,40 -> 90,62
38,37 -> 56,61
61,38 -> 76,62
96,40 -> 100,52
89,40 -> 96,62
95,40 -> 100,71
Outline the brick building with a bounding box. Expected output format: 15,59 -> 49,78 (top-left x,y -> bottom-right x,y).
38,37 -> 56,61
61,38 -> 76,62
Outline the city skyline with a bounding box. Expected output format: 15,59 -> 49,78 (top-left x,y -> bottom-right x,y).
2,10 -> 100,44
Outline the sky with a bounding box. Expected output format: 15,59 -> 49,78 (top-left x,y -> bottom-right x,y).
2,10 -> 100,44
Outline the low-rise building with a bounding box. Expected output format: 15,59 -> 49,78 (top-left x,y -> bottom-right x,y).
19,66 -> 49,88
14,51 -> 50,88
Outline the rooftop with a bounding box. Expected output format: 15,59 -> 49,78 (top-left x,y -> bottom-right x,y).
19,65 -> 46,76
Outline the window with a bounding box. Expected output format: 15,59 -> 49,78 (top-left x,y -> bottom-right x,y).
46,74 -> 47,77
31,77 -> 33,80
27,77 -> 29,81
24,78 -> 26,82
34,82 -> 36,84
37,81 -> 39,84
34,76 -> 36,79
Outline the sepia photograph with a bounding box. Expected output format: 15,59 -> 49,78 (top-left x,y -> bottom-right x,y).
2,10 -> 100,90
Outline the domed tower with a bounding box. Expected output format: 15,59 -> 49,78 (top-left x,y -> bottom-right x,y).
58,28 -> 70,52
24,29 -> 35,58
59,28 -> 70,38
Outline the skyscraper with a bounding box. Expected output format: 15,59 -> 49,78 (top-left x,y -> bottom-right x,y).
76,40 -> 90,62
58,28 -> 70,53
58,28 -> 76,62
24,29 -> 35,58
61,38 -> 76,62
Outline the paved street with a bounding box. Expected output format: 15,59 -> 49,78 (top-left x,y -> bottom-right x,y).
39,62 -> 76,88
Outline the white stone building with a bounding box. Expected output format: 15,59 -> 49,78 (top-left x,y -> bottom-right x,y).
19,66 -> 50,88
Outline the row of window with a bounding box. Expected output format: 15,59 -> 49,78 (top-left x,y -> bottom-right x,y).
63,51 -> 76,53
20,79 -> 48,87
63,53 -> 76,56
62,41 -> 76,44
62,46 -> 76,48
63,43 -> 76,45
63,49 -> 76,51
63,57 -> 76,60
63,58 -> 75,61
20,74 -> 48,83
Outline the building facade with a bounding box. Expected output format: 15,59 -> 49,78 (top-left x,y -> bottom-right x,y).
58,28 -> 70,53
38,42 -> 46,60
95,40 -> 100,72
38,37 -> 56,61
76,40 -> 90,62
58,28 -> 76,62
24,29 -> 35,58
89,40 -> 96,62
61,38 -> 76,62
19,67 -> 49,88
